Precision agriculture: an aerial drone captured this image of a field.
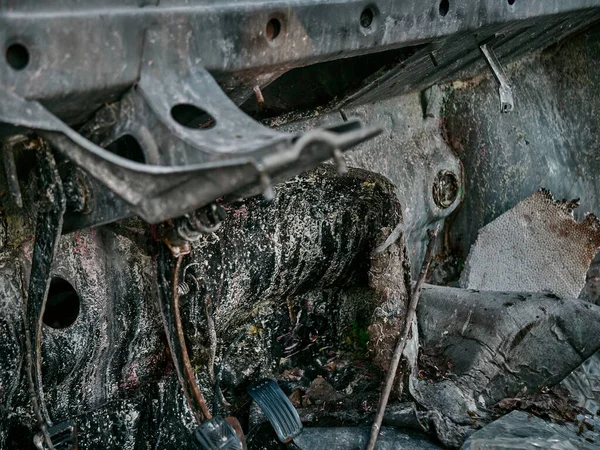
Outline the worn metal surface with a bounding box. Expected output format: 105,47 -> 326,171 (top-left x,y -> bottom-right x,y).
416,285 -> 600,427
0,63 -> 379,228
479,42 -> 514,113
25,143 -> 67,449
1,4 -> 600,449
461,411 -> 598,450
2,1 -> 600,122
445,26 -> 600,270
443,25 -> 600,424
294,426 -> 443,450
1,2 -> 597,236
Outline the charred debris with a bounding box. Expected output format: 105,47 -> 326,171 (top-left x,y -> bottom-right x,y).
1,2 -> 600,450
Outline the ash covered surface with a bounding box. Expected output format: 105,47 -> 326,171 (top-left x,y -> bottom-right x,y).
0,166 -> 412,449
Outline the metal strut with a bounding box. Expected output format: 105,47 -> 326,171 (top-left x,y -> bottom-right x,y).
0,25 -> 380,231
23,140 -> 74,450
480,42 -> 515,113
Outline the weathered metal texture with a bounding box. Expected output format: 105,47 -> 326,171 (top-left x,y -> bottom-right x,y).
1,3 -> 597,234
0,166 -> 402,448
336,10 -> 600,109
275,87 -> 462,277
444,25 -> 600,269
561,356 -> 600,418
415,285 -> 600,422
0,58 -> 379,229
2,1 -> 600,122
442,25 -> 600,420
25,143 -> 67,449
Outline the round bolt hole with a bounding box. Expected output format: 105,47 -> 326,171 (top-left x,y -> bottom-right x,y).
360,7 -> 374,29
508,0 -> 515,4
171,104 -> 216,130
266,18 -> 281,41
6,43 -> 30,70
439,0 -> 450,16
432,170 -> 459,209
43,277 -> 80,329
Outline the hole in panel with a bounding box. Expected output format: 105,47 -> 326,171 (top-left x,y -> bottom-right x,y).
432,170 -> 459,209
171,104 -> 217,130
43,278 -> 80,329
439,0 -> 450,16
360,8 -> 374,28
105,134 -> 146,163
266,18 -> 282,40
6,43 -> 29,70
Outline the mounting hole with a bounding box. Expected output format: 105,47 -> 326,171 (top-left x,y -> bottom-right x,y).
439,0 -> 450,16
6,43 -> 29,70
171,104 -> 216,130
360,7 -> 374,29
508,0 -> 515,4
266,18 -> 281,41
105,134 -> 146,163
432,170 -> 459,209
43,278 -> 80,329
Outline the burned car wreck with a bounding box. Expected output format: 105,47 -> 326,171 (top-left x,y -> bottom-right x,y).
1,1 -> 600,449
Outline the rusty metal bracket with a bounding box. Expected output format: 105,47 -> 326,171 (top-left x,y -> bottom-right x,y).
0,26 -> 380,230
480,42 -> 515,113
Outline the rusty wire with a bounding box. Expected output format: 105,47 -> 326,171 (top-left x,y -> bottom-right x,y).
171,255 -> 212,423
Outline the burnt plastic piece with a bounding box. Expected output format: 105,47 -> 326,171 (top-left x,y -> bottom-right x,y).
35,420 -> 77,450
248,379 -> 303,443
194,417 -> 243,450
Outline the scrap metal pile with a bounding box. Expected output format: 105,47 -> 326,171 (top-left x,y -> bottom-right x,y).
1,1 -> 600,449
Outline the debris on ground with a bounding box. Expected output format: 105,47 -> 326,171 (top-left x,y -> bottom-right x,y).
293,426 -> 444,450
414,284 -> 600,447
461,411 -> 599,450
457,188 -> 600,447
494,385 -> 588,423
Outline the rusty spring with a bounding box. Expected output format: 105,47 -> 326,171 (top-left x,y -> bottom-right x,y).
178,262 -> 202,296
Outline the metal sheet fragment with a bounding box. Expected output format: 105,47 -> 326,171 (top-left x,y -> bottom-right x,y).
461,189 -> 600,298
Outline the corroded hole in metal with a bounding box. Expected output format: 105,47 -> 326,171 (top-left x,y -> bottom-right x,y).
43,277 -> 80,329
5,42 -> 29,71
439,0 -> 450,16
104,134 -> 146,164
360,7 -> 374,29
171,104 -> 217,130
266,18 -> 282,40
508,0 -> 516,5
432,169 -> 459,209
